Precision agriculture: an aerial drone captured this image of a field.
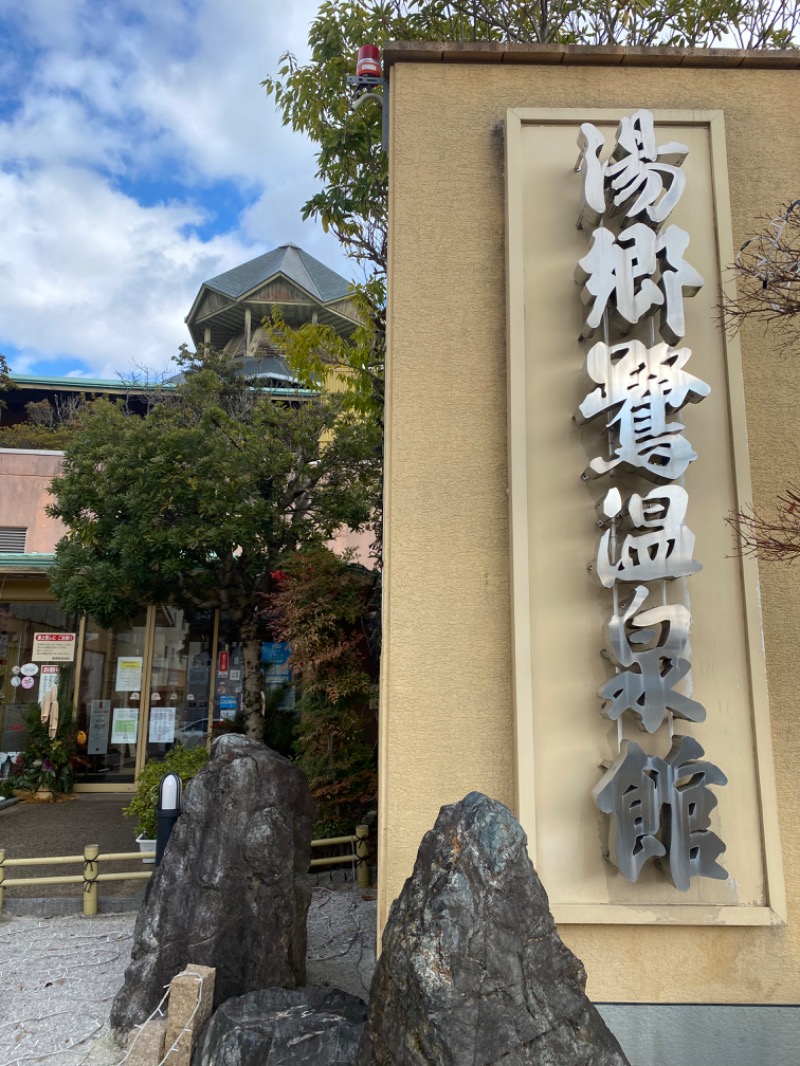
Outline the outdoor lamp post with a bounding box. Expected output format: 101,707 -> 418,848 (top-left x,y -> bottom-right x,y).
155,771 -> 182,866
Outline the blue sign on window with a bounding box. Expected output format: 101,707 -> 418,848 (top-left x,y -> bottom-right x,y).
261,642 -> 291,664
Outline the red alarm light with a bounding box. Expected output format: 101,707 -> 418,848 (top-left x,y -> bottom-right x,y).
356,45 -> 381,79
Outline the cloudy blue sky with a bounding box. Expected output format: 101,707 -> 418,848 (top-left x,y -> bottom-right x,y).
0,0 -> 353,381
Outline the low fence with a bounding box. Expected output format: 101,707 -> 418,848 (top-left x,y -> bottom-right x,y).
0,825 -> 370,916
310,825 -> 370,889
0,845 -> 150,917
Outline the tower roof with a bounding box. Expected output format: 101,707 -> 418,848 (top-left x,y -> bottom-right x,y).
186,244 -> 359,350
203,244 -> 352,304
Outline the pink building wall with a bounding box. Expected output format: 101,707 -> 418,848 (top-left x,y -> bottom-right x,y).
0,450 -> 67,553
0,448 -> 376,565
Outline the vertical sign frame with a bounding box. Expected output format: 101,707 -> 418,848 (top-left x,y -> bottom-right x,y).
505,107 -> 785,925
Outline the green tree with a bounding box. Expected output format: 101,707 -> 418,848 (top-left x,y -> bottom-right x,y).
0,396 -> 87,451
264,0 -> 800,396
47,349 -> 381,738
268,545 -> 379,833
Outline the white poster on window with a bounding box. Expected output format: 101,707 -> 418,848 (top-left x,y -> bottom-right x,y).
111,707 -> 139,745
115,657 -> 143,692
37,665 -> 60,703
148,707 -> 176,744
88,700 -> 111,755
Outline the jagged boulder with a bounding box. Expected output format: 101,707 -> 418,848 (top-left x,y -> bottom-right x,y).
110,735 -> 314,1038
192,986 -> 368,1066
356,791 -> 630,1065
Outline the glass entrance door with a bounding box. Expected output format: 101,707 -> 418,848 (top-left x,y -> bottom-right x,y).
73,611 -> 148,785
143,607 -> 213,764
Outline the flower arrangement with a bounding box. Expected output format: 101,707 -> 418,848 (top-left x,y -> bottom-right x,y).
10,703 -> 78,797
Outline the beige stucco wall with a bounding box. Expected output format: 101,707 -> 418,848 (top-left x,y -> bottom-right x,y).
381,48 -> 800,1003
0,450 -> 66,553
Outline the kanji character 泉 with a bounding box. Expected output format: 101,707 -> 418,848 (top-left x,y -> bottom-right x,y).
601,584 -> 706,733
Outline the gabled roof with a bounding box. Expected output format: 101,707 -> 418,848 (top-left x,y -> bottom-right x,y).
185,244 -> 359,351
203,244 -> 352,304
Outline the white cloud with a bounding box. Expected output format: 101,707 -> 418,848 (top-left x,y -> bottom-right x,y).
0,164 -> 255,377
0,0 -> 356,378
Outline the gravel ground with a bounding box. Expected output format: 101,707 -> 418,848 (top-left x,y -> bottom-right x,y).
0,888 -> 377,1066
0,913 -> 133,1066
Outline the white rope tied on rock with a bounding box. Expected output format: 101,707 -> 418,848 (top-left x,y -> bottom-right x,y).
108,971 -> 206,1066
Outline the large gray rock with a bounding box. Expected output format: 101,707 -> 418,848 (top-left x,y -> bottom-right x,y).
192,986 -> 368,1066
357,792 -> 630,1065
110,735 -> 314,1038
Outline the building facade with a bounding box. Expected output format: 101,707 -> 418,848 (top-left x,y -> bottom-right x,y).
379,43 -> 800,1060
0,244 -> 363,790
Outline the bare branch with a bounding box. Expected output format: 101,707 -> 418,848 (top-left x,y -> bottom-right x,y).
727,487 -> 800,561
724,199 -> 800,351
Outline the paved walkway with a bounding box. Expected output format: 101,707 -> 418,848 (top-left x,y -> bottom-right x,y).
0,794 -> 144,910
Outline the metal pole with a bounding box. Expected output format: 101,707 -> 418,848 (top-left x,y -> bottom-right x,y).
355,825 -> 370,889
83,844 -> 100,916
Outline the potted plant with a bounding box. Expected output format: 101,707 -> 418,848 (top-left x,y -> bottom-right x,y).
124,744 -> 209,861
9,703 -> 78,800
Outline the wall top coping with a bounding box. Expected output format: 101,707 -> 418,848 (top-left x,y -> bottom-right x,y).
383,40 -> 800,71
0,448 -> 65,457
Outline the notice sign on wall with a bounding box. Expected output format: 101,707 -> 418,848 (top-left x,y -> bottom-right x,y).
32,633 -> 76,662
88,700 -> 111,755
111,707 -> 139,745
115,657 -> 143,692
148,707 -> 176,744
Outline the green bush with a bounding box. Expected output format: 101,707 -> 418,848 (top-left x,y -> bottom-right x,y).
123,745 -> 209,838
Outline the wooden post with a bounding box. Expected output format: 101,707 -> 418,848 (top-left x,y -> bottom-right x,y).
0,849 -> 5,914
83,844 -> 100,916
355,824 -> 370,889
244,307 -> 252,355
